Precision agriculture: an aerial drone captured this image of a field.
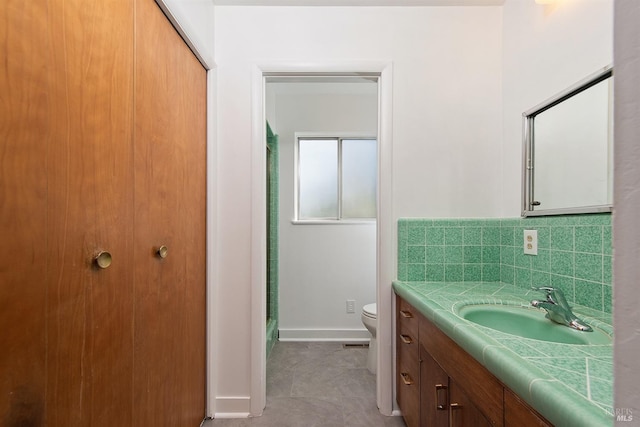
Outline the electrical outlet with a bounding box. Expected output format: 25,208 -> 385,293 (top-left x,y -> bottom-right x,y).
524,230 -> 538,255
346,300 -> 355,314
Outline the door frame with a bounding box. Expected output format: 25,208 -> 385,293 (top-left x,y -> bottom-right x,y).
250,61 -> 394,415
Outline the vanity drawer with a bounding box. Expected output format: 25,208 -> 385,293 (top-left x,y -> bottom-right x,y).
396,298 -> 419,360
397,340 -> 420,427
397,296 -> 420,339
397,327 -> 419,360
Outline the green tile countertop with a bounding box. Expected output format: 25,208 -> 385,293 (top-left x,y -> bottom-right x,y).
393,281 -> 614,427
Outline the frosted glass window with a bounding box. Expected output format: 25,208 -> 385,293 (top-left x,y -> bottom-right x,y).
296,136 -> 377,221
298,139 -> 338,219
342,139 -> 377,218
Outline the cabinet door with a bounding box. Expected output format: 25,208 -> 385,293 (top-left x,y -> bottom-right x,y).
45,1 -> 136,426
420,314 -> 504,426
504,389 -> 552,427
420,346 -> 449,427
449,379 -> 493,427
133,0 -> 207,424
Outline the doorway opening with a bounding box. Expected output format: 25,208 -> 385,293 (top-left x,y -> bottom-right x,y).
250,63 -> 394,417
265,76 -> 378,352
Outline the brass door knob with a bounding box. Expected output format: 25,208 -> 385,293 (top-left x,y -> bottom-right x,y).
94,251 -> 112,269
157,245 -> 168,259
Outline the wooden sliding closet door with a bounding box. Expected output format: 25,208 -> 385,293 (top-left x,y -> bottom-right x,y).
2,0 -> 205,424
45,1 -> 136,426
2,1 -> 136,426
133,0 -> 207,424
0,2 -> 51,424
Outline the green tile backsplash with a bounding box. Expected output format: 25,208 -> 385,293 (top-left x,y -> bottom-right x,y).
398,214 -> 612,313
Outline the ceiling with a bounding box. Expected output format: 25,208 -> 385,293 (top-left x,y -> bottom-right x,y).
212,0 -> 504,6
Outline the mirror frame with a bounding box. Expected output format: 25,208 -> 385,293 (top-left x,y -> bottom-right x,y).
522,65 -> 613,217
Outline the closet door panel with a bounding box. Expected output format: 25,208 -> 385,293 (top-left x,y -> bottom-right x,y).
133,0 -> 207,424
0,1 -> 51,424
45,1 -> 135,425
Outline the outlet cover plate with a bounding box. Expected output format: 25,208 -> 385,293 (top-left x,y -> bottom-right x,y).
524,229 -> 538,255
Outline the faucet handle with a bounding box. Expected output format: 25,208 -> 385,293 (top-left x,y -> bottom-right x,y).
532,286 -> 561,304
532,286 -> 555,296
533,286 -> 570,308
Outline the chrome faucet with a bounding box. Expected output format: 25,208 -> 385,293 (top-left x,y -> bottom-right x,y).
530,287 -> 593,332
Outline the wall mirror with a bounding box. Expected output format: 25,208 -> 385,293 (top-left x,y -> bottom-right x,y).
522,66 -> 613,217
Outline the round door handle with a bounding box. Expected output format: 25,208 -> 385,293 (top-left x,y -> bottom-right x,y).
94,251 -> 112,269
157,245 -> 168,259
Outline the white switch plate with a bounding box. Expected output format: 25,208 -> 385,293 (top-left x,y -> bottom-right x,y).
346,300 -> 355,313
524,230 -> 538,255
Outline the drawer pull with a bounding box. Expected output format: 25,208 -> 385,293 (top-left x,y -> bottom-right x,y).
399,310 -> 413,318
435,384 -> 448,410
400,372 -> 414,386
449,403 -> 461,427
399,334 -> 413,344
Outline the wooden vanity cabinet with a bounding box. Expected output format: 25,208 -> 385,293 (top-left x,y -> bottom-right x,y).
395,295 -> 553,427
504,389 -> 553,427
396,297 -> 421,427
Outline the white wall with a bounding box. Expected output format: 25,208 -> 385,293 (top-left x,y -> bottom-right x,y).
214,5 -> 503,415
613,0 -> 640,420
267,82 -> 378,341
500,0 -> 613,216
213,0 -> 617,416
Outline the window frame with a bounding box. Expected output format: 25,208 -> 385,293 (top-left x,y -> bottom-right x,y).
293,132 -> 377,224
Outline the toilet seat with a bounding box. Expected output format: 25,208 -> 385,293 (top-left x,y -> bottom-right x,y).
362,303 -> 376,319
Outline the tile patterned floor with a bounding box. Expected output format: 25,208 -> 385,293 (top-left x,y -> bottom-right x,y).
204,342 -> 406,427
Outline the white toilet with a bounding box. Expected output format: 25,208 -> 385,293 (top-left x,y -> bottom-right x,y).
361,303 -> 377,375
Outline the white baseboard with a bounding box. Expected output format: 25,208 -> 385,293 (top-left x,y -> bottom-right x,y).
214,396 -> 251,418
213,413 -> 251,419
278,328 -> 372,342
